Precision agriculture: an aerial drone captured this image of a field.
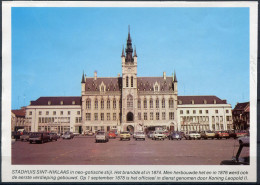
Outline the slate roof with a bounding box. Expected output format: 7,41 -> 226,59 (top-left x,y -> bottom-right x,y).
30,96 -> 81,106
233,102 -> 250,111
12,109 -> 26,117
177,96 -> 227,105
84,76 -> 174,92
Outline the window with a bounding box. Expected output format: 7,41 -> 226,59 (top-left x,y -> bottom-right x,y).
107,100 -> 110,109
86,113 -> 91,121
95,99 -> 98,109
107,113 -> 110,121
155,85 -> 159,92
144,113 -> 147,120
46,111 -> 49,115
193,110 -> 196,114
205,110 -> 209,114
150,99 -> 153,109
162,98 -> 165,108
199,110 -> 202,114
138,99 -> 141,109
101,86 -> 105,92
94,113 -> 98,121
53,111 -> 56,115
226,110 -> 229,113
38,117 -> 41,123
101,99 -> 104,109
39,111 -> 42,115
113,99 -> 117,109
113,113 -> 116,121
60,101 -> 63,105
186,110 -> 189,114
68,111 -> 70,115
156,99 -> 159,108
29,111 -> 32,115
144,99 -> 147,108
77,111 -> 80,115
127,95 -> 133,108
215,110 -> 218,114
60,111 -> 63,115
169,98 -> 174,108
150,112 -> 153,120
156,112 -> 159,120
131,76 -> 133,87
180,110 -> 183,114
126,76 -> 129,87
169,112 -> 174,120
86,99 -> 91,109
48,101 -> 51,105
138,112 -> 141,120
72,101 -> 75,105
162,112 -> 166,120
101,113 -> 104,121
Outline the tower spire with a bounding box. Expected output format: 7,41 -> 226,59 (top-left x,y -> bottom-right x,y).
81,71 -> 85,83
134,45 -> 137,57
125,25 -> 133,62
173,70 -> 178,82
121,45 -> 125,57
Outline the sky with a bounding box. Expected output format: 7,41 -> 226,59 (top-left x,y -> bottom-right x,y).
11,7 -> 249,109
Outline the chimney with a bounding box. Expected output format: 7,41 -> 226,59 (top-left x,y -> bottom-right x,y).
118,73 -> 120,77
94,71 -> 97,80
163,72 -> 166,80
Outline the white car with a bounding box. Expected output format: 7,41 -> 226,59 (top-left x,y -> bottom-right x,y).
135,132 -> 145,140
152,131 -> 166,140
186,131 -> 201,140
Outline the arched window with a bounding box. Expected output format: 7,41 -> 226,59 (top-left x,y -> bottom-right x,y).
95,99 -> 98,109
144,99 -> 147,108
150,99 -> 153,108
126,76 -> 129,87
127,95 -> 133,108
162,98 -> 165,108
113,99 -> 117,109
107,99 -> 110,109
169,98 -> 174,108
156,98 -> 159,108
101,99 -> 104,109
86,99 -> 91,109
131,76 -> 133,87
138,99 -> 141,109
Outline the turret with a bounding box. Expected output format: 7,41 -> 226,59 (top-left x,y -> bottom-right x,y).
173,71 -> 178,92
81,71 -> 85,93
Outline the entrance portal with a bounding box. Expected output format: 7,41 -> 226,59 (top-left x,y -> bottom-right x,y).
127,112 -> 134,122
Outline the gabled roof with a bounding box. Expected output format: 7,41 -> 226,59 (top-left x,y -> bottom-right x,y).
137,77 -> 174,92
177,96 -> 227,105
12,109 -> 26,117
233,102 -> 250,111
30,96 -> 81,106
85,77 -> 122,92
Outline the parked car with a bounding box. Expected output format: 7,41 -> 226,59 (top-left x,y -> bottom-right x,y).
168,131 -> 182,140
200,130 -> 215,140
120,131 -> 131,141
20,132 -> 30,142
163,131 -> 170,138
215,131 -> 230,139
185,131 -> 201,140
73,132 -> 80,136
13,129 -> 26,140
135,132 -> 146,140
29,132 -> 50,144
86,131 -> 94,136
62,132 -> 74,139
49,133 -> 59,141
229,130 -> 248,139
220,136 -> 249,165
108,131 -> 117,139
152,131 -> 166,140
95,131 -> 109,143
147,131 -> 155,138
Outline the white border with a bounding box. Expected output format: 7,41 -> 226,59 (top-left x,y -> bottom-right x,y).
2,1 -> 258,182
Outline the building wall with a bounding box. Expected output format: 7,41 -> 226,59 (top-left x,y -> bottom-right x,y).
25,105 -> 81,133
177,104 -> 232,133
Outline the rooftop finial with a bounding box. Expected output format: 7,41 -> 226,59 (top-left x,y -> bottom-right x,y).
128,25 -> 130,34
134,45 -> 137,57
81,71 -> 85,83
121,45 -> 125,57
173,70 -> 178,82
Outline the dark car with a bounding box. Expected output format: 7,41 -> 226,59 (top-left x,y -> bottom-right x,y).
229,130 -> 248,139
49,133 -> 59,141
168,131 -> 182,140
220,136 -> 249,165
29,132 -> 50,144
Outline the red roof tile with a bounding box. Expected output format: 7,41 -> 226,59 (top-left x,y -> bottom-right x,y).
12,109 -> 26,117
30,96 -> 81,106
177,96 -> 227,105
233,102 -> 249,111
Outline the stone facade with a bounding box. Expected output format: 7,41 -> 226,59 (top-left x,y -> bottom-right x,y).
232,102 -> 250,130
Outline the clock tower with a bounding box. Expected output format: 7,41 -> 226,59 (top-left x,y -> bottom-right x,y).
121,26 -> 138,131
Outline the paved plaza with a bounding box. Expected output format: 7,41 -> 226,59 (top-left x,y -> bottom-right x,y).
12,136 -> 239,165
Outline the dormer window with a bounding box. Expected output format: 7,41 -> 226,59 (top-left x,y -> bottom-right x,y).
48,101 -> 51,105
72,101 -> 75,105
204,99 -> 207,104
214,99 -> 216,104
179,100 -> 182,105
60,101 -> 63,105
191,100 -> 194,104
